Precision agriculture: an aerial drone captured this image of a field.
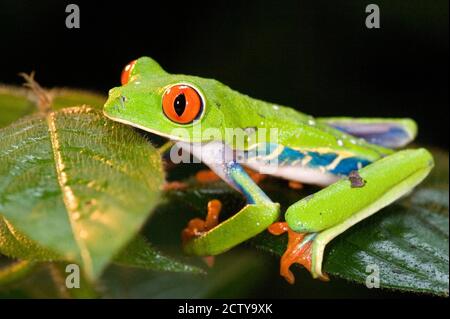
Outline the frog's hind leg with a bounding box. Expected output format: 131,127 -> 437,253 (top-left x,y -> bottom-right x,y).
317,117 -> 417,149
276,149 -> 433,282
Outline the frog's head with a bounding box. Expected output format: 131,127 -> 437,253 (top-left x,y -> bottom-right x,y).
104,57 -> 225,142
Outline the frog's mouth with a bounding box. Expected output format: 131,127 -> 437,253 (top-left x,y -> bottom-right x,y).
102,109 -> 186,140
103,88 -> 127,115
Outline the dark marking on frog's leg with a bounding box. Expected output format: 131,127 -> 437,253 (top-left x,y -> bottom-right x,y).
349,170 -> 366,188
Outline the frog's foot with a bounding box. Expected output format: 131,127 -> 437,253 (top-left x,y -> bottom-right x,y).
268,222 -> 329,284
182,200 -> 222,267
163,181 -> 189,191
182,199 -> 222,244
202,256 -> 215,268
195,170 -> 222,183
288,181 -> 304,190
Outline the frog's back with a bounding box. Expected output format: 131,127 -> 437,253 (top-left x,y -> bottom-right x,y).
210,83 -> 391,162
183,74 -> 406,165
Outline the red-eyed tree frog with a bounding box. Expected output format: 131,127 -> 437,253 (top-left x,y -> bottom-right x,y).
103,57 -> 434,283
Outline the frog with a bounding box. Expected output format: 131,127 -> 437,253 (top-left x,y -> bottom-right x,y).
103,57 -> 434,283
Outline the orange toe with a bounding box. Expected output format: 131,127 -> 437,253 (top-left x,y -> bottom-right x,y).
195,170 -> 221,183
205,199 -> 221,229
268,222 -> 314,284
163,181 -> 188,191
182,199 -> 222,244
202,256 -> 215,268
268,222 -> 289,235
288,181 -> 304,190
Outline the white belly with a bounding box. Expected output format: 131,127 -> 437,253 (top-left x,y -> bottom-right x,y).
243,162 -> 340,186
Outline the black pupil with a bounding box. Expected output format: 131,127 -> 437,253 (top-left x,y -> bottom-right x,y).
174,93 -> 186,116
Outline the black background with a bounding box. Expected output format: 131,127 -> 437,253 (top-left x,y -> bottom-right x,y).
0,0 -> 448,301
0,0 -> 448,148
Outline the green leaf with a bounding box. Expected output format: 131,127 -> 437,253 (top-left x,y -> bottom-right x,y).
0,107 -> 164,280
114,235 -> 204,274
0,85 -> 35,128
49,88 -> 106,111
0,214 -> 203,276
326,194 -> 448,295
0,85 -> 106,128
0,216 -> 62,261
165,150 -> 449,296
103,249 -> 271,298
252,192 -> 449,296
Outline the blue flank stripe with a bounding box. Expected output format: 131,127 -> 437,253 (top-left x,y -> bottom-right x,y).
278,147 -> 305,163
307,152 -> 338,166
244,144 -> 372,176
330,157 -> 371,175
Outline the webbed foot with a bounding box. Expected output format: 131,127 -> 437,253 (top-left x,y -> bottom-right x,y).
182,199 -> 222,243
268,222 -> 329,284
182,199 -> 222,267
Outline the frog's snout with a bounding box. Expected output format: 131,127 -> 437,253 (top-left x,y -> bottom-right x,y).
107,87 -> 121,100
104,87 -> 126,117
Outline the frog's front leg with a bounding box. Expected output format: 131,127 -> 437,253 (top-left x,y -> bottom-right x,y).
272,149 -> 433,283
176,141 -> 280,256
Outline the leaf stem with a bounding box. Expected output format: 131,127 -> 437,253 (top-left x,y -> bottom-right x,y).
158,140 -> 175,155
18,72 -> 53,114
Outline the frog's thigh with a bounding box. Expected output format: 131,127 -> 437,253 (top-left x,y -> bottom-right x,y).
285,149 -> 433,278
317,117 -> 417,148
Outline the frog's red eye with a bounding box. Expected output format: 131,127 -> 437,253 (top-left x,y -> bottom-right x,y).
121,60 -> 137,85
162,84 -> 203,124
